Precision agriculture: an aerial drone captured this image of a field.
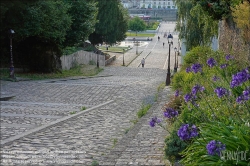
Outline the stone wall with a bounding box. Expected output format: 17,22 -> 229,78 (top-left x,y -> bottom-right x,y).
218,18 -> 250,62
60,50 -> 105,70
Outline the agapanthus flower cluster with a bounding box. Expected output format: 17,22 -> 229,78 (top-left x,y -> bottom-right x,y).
149,117 -> 161,127
186,67 -> 192,73
184,93 -> 194,103
192,84 -> 205,95
164,108 -> 178,118
220,63 -> 228,69
225,55 -> 234,61
206,140 -> 226,156
207,58 -> 217,67
230,67 -> 250,88
214,87 -> 229,98
175,90 -> 180,97
177,124 -> 198,140
236,87 -> 250,103
191,63 -> 203,73
212,75 -> 220,82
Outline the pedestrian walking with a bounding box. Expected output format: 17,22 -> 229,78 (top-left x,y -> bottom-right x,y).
141,58 -> 145,68
163,42 -> 165,47
158,36 -> 160,41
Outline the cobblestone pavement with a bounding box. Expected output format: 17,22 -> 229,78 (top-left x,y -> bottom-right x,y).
0,66 -> 173,165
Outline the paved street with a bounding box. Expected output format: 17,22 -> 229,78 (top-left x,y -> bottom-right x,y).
0,22 -> 177,166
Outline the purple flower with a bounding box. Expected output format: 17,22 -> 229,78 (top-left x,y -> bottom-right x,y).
192,84 -> 205,95
184,93 -> 193,103
177,124 -> 198,140
207,58 -> 216,67
236,87 -> 250,103
149,117 -> 161,127
230,67 -> 250,88
186,67 -> 192,73
175,90 -> 180,97
164,108 -> 178,118
214,87 -> 229,98
212,76 -> 220,82
191,63 -> 202,73
220,64 -> 228,69
206,140 -> 226,156
225,55 -> 234,61
243,87 -> 250,96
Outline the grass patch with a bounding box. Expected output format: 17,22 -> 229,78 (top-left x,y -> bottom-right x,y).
157,82 -> 165,92
112,138 -> 118,148
0,65 -> 103,80
126,32 -> 155,37
98,46 -> 129,53
124,127 -> 130,134
70,111 -> 76,115
81,106 -> 87,111
91,160 -> 99,166
137,104 -> 151,118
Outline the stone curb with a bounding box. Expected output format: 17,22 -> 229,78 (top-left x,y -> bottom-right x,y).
0,100 -> 114,147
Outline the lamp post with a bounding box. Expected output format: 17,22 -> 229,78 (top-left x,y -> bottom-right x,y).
174,47 -> 177,73
123,49 -> 125,66
166,34 -> 173,86
8,29 -> 15,79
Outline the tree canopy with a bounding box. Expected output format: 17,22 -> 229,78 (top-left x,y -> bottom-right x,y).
0,0 -> 98,72
89,0 -> 129,45
128,16 -> 147,35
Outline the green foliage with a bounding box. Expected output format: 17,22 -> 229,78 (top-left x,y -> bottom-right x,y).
164,46 -> 250,164
137,104 -> 151,118
91,160 -> 99,166
81,106 -> 87,111
125,32 -> 155,37
89,0 -> 129,45
63,46 -> 83,55
128,16 -> 147,34
175,0 -> 218,50
164,123 -> 188,161
63,0 -> 98,47
180,121 -> 250,165
146,21 -> 160,30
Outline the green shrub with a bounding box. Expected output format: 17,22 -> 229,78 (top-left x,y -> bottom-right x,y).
180,120 -> 250,166
165,122 -> 188,161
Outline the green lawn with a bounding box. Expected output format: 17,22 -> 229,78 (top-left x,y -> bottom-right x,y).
98,46 -> 129,53
126,32 -> 155,37
0,65 -> 103,80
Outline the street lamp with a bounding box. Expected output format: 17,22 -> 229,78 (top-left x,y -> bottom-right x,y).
166,34 -> 173,86
123,49 -> 125,66
8,29 -> 15,79
174,47 -> 177,73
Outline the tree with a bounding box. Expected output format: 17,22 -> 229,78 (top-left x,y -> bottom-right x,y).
128,16 -> 147,36
0,0 -> 72,72
89,0 -> 128,45
175,0 -> 218,50
63,0 -> 98,47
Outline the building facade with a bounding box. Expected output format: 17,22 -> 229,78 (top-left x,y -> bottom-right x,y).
121,0 -> 176,9
139,0 -> 176,9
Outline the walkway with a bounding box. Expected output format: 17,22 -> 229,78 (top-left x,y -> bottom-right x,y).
0,22 -> 177,166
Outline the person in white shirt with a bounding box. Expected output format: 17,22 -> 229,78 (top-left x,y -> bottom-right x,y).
141,58 -> 145,68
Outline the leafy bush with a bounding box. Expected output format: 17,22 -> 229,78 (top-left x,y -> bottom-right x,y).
164,123 -> 188,161
154,46 -> 250,165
